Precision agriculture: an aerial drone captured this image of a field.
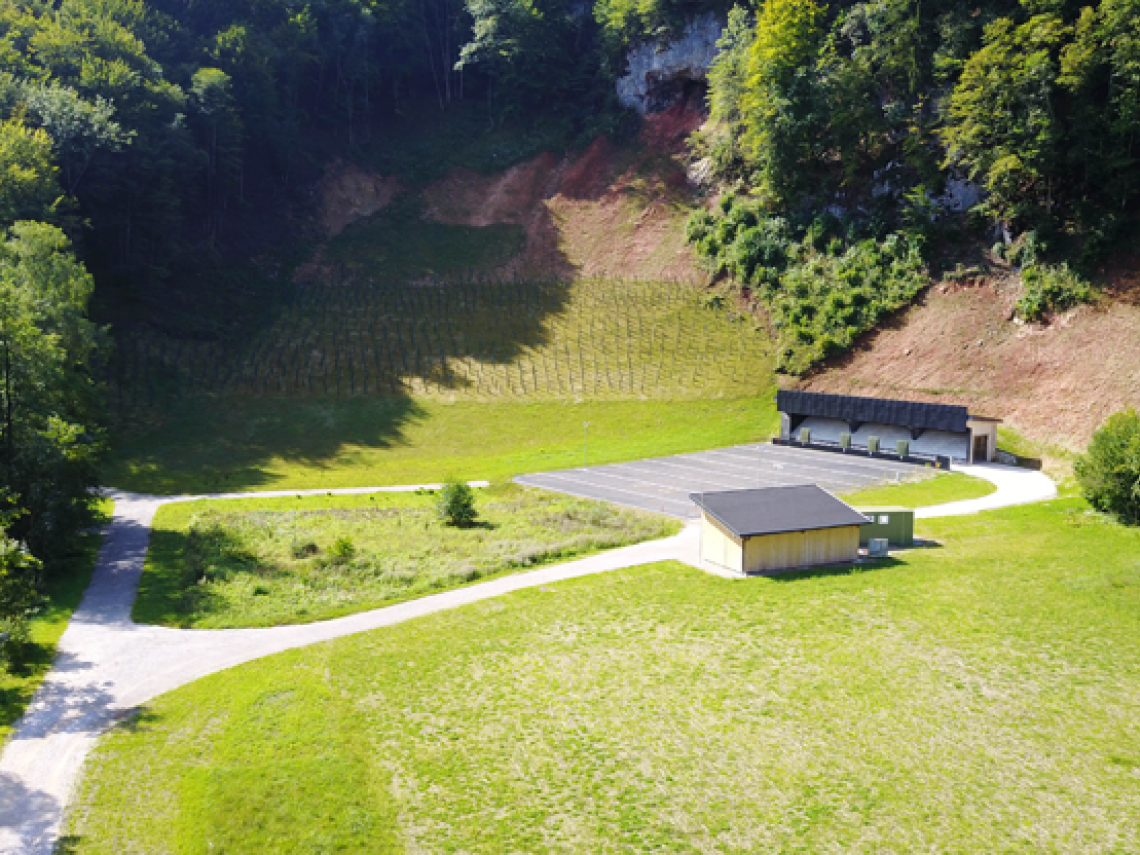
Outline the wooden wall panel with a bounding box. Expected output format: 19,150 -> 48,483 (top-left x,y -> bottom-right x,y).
743,526 -> 859,574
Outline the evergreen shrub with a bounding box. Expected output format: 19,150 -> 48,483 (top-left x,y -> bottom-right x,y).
1076,409 -> 1140,525
437,479 -> 478,527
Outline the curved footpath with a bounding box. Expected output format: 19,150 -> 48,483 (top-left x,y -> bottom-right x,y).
0,465 -> 1055,854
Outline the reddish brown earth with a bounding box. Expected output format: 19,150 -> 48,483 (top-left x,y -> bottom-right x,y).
310,102 -> 707,284
797,272 -> 1140,449
315,160 -> 404,236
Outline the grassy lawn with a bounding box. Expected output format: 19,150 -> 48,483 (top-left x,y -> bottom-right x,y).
134,485 -> 678,628
107,396 -> 778,494
68,498 -> 1140,853
839,470 -> 995,508
999,425 -> 1079,491
1,499 -> 111,744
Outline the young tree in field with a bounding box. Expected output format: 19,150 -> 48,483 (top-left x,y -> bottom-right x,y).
436,478 -> 478,527
0,222 -> 104,562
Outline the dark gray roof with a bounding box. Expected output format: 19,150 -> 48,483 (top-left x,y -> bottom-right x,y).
689,485 -> 871,538
777,390 -> 970,433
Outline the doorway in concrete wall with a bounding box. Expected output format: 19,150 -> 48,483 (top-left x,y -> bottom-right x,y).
973,433 -> 989,463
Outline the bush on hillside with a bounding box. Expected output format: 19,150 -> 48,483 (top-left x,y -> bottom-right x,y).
1016,263 -> 1094,323
437,479 -> 478,527
1076,409 -> 1140,525
689,197 -> 927,374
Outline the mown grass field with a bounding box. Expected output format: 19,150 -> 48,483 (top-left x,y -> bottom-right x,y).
134,486 -> 678,629
107,396 -> 779,494
840,470 -> 995,508
67,498 -> 1140,853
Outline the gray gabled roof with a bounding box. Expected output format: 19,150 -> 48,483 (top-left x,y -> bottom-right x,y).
689,485 -> 871,538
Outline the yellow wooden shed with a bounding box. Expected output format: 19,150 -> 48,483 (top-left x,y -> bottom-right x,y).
690,485 -> 871,576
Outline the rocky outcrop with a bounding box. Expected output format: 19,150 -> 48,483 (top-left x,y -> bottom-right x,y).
617,14 -> 724,114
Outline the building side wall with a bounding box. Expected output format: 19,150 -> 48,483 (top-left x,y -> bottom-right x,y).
856,509 -> 914,546
743,526 -> 861,574
701,515 -> 743,573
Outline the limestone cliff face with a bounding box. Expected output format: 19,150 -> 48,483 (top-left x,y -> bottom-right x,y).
616,14 -> 724,114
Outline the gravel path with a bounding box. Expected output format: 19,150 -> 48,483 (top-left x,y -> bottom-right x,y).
915,462 -> 1056,518
0,464 -> 1054,854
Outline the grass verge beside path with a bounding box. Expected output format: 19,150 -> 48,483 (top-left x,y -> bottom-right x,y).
839,470 -> 995,508
134,486 -> 678,628
69,498 -> 1140,853
1,499 -> 111,744
107,397 -> 778,495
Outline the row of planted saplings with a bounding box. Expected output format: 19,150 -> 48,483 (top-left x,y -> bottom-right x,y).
797,427 -> 911,458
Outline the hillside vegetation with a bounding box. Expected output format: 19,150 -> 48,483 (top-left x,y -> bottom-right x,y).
685,0 -> 1140,375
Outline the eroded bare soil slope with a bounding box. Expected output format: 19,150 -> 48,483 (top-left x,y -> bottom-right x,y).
799,272 -> 1140,450
313,103 -> 704,283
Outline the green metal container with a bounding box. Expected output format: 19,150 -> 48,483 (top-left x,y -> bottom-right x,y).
857,506 -> 914,547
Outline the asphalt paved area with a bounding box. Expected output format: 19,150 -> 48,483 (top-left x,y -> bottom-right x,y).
516,443 -> 935,518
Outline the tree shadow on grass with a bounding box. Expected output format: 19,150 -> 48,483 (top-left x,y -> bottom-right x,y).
107,276 -> 578,494
137,523 -> 280,627
447,520 -> 497,531
763,556 -> 908,582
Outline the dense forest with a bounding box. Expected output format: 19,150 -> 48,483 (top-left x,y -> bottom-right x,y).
2,0 -> 1140,641
689,0 -> 1140,370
